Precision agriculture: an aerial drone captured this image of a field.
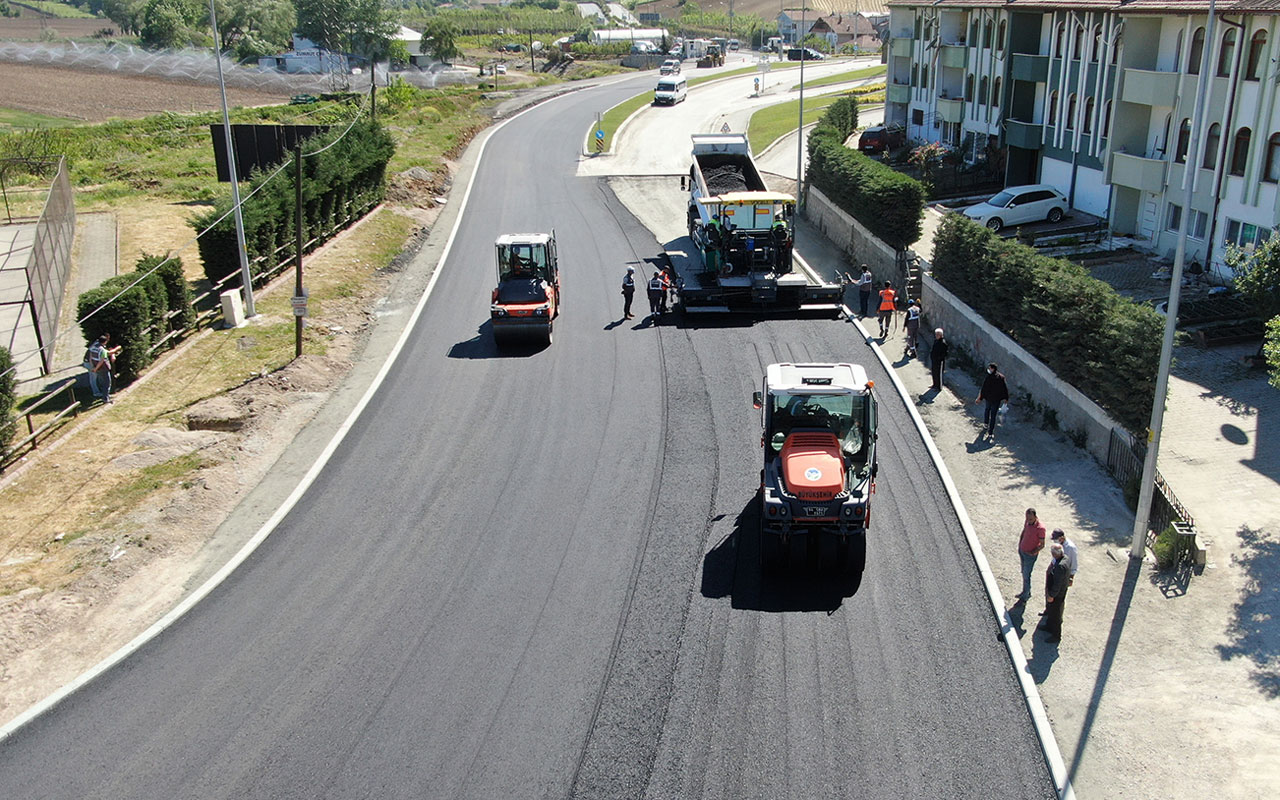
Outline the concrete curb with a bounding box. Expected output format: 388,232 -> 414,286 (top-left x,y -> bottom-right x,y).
840,303 -> 1075,800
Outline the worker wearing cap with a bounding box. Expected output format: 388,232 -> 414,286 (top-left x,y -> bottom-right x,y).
704,215 -> 723,273
771,214 -> 792,274
647,270 -> 666,317
621,265 -> 636,319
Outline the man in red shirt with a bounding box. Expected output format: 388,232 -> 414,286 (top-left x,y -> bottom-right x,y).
1015,507 -> 1046,603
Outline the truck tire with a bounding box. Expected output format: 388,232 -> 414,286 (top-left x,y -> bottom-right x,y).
544,321 -> 554,346
838,535 -> 866,576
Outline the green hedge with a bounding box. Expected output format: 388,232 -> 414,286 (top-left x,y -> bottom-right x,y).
931,213 -> 1163,432
0,346 -> 15,451
192,121 -> 394,286
807,117 -> 925,250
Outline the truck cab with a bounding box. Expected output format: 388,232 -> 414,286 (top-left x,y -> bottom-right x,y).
753,363 -> 878,575
491,232 -> 559,347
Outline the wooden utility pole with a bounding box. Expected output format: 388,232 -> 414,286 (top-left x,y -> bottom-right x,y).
294,142 -> 304,358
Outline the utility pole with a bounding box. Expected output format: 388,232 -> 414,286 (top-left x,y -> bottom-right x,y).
209,0 -> 255,317
1130,0 -> 1219,557
789,5 -> 809,203
294,143 -> 305,358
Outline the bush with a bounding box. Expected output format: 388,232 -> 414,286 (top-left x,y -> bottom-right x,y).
77,276 -> 157,383
1152,524 -> 1178,568
135,252 -> 197,332
0,346 -> 15,451
808,119 -> 926,249
931,213 -> 1163,431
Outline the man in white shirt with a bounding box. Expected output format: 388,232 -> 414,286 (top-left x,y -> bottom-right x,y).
1051,529 -> 1078,584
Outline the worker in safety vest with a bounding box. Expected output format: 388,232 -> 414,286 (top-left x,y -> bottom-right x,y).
770,214 -> 792,274
877,281 -> 897,338
647,270 -> 666,317
704,215 -> 723,273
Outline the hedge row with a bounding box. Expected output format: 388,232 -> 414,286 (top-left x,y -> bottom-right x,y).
807,114 -> 925,250
192,121 -> 394,286
0,346 -> 15,451
76,254 -> 195,383
931,213 -> 1163,432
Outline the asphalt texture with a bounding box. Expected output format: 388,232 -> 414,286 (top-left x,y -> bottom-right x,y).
0,76 -> 1056,799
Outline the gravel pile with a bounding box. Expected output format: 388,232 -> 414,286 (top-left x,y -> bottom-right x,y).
703,164 -> 750,194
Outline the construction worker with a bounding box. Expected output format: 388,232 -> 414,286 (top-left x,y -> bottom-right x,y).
660,269 -> 673,313
647,270 -> 666,317
771,214 -> 792,273
621,265 -> 636,319
904,298 -> 921,357
877,280 -> 897,338
704,215 -> 723,273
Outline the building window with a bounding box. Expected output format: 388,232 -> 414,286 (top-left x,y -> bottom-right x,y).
925,21 -> 933,40
992,77 -> 1002,107
1083,97 -> 1095,134
915,17 -> 922,39
1265,133 -> 1280,182
1176,119 -> 1191,162
1203,122 -> 1221,169
1247,30 -> 1267,80
1218,29 -> 1237,77
1092,25 -> 1102,62
1103,100 -> 1113,139
1055,23 -> 1065,58
1166,205 -> 1209,239
1073,25 -> 1084,59
922,67 -> 929,91
983,19 -> 992,49
912,108 -> 924,125
997,20 -> 1006,52
1189,27 -> 1205,74
1048,90 -> 1059,125
1112,35 -> 1123,65
1231,127 -> 1252,176
912,64 -> 918,87
979,75 -> 989,106
1175,29 -> 1184,71
965,73 -> 974,102
970,19 -> 979,45
1066,93 -> 1077,129
1224,219 -> 1272,249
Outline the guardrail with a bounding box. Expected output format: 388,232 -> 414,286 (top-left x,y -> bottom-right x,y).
1,377 -> 81,471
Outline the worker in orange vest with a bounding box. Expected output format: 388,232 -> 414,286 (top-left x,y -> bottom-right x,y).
877,280 -> 897,338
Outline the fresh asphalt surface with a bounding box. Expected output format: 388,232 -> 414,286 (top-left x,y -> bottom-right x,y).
0,75 -> 1056,798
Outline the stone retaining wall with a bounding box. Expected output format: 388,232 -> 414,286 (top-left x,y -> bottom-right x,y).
804,185 -> 902,286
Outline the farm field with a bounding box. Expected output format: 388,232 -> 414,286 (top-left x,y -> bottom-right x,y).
0,14 -> 108,41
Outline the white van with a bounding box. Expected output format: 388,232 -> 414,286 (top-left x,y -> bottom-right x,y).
654,75 -> 688,105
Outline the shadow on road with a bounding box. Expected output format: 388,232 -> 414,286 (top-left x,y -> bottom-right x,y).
1024,634 -> 1060,684
447,320 -> 547,359
700,497 -> 862,614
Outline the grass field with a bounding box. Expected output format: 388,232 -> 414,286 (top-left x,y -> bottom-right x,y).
747,91 -> 883,154
12,0 -> 98,18
0,107 -> 79,130
790,63 -> 885,91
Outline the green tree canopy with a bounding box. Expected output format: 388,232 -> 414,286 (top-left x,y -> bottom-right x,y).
213,0 -> 296,54
419,18 -> 460,63
296,0 -> 395,59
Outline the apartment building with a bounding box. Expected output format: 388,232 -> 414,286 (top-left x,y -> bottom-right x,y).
885,0 -> 1280,272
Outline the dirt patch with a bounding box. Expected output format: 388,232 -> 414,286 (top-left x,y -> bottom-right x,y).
114,199 -> 212,280
0,15 -> 111,42
0,62 -> 291,122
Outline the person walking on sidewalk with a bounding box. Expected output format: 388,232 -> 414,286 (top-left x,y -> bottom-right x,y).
1040,543 -> 1070,643
857,265 -> 873,317
621,266 -> 636,319
930,328 -> 948,391
876,281 -> 897,338
1016,507 -> 1046,603
976,362 -> 1009,437
904,299 -> 921,357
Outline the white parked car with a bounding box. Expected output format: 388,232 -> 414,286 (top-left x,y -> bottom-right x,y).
962,184 -> 1068,232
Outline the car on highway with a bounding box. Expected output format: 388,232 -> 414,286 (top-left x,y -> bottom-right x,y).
660,59 -> 681,75
858,124 -> 905,154
786,47 -> 825,61
961,184 -> 1068,232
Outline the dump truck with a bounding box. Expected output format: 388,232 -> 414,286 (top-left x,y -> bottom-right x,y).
490,232 -> 560,347
753,363 -> 878,576
673,133 -> 844,312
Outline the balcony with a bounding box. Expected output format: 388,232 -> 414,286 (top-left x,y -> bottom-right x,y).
1011,53 -> 1049,83
937,97 -> 964,123
888,82 -> 911,104
939,45 -> 967,69
1005,119 -> 1043,150
1110,151 -> 1169,194
891,37 -> 913,58
1121,69 -> 1180,108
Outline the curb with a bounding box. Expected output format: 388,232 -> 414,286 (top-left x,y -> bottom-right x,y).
840,304 -> 1076,800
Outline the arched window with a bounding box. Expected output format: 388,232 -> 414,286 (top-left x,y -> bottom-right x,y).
1264,133 -> 1280,182
1103,100 -> 1114,139
965,73 -> 975,102
1066,93 -> 1077,129
1203,122 -> 1221,169
1048,90 -> 1059,125
1231,127 -> 1252,175
1218,29 -> 1237,77
1073,25 -> 1085,59
1092,26 -> 1103,62
1055,23 -> 1065,58
984,20 -> 993,49
1189,27 -> 1205,74
1112,35 -> 1123,65
979,75 -> 989,105
922,66 -> 929,90
911,64 -> 918,87
1247,30 -> 1267,80
1176,118 -> 1191,162
970,19 -> 979,45
915,17 -> 922,39
1083,96 -> 1095,134
1175,29 -> 1184,70
1160,114 -> 1172,155
992,77 -> 1002,107
997,20 -> 1007,52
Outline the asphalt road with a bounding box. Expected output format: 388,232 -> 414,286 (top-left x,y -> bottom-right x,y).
0,74 -> 1056,799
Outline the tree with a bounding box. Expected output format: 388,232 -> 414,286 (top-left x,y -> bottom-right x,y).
212,0 -> 295,55
102,0 -> 147,35
296,0 -> 394,58
1227,237 -> 1280,384
420,18 -> 460,63
139,0 -> 202,49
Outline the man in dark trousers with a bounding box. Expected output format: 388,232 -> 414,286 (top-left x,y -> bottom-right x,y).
975,361 -> 1009,437
857,265 -> 873,318
647,270 -> 666,317
1040,543 -> 1070,642
929,328 -> 948,391
621,266 -> 636,319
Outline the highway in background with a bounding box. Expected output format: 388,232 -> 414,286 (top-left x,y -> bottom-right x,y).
0,70 -> 1055,799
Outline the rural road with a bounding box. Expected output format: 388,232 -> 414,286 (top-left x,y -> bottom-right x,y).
0,71 -> 1056,798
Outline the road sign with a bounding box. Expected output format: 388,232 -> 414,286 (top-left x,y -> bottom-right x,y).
721,122 -> 730,133
595,129 -> 605,152
291,290 -> 308,317
595,129 -> 605,140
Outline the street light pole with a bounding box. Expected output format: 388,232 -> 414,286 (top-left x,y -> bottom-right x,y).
795,5 -> 808,201
1129,0 -> 1219,557
208,0 -> 255,317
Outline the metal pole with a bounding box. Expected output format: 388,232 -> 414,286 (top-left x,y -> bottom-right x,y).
209,0 -> 255,317
796,5 -> 807,201
1130,0 -> 1218,557
294,143 -> 304,359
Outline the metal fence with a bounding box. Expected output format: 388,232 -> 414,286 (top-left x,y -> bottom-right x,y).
1106,427 -> 1196,545
25,156 -> 76,374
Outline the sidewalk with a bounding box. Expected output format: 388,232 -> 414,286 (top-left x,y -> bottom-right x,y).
794,208 -> 1280,797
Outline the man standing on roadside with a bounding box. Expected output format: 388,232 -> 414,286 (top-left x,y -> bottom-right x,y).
930,328 -> 948,391
877,280 -> 897,338
88,332 -> 122,405
1040,543 -> 1070,643
976,362 -> 1009,438
1051,528 -> 1078,585
1016,507 -> 1046,603
857,265 -> 873,317
621,266 -> 636,319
